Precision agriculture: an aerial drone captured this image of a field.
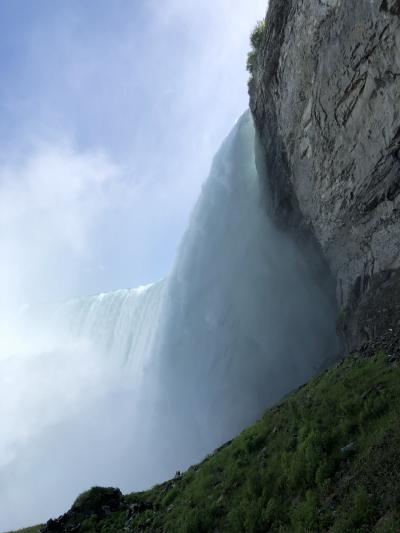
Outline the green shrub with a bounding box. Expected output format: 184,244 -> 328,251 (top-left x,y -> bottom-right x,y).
247,20 -> 266,74
332,486 -> 375,532
178,506 -> 215,533
291,490 -> 319,531
250,20 -> 265,50
247,50 -> 257,74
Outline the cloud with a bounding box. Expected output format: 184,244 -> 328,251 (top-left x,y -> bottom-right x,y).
0,0 -> 269,293
0,140 -> 120,316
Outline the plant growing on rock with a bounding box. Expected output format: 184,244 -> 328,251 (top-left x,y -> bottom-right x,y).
247,20 -> 265,75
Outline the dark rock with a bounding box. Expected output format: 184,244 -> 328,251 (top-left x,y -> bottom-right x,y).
340,442 -> 356,455
102,505 -> 111,516
126,500 -> 153,519
381,0 -> 400,16
65,522 -> 81,533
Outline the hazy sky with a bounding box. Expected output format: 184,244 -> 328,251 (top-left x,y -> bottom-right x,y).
0,0 -> 267,308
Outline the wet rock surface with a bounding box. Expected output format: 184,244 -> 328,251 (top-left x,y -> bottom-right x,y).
250,0 -> 400,350
343,267 -> 400,351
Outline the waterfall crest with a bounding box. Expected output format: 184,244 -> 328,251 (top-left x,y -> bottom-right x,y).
54,281 -> 165,372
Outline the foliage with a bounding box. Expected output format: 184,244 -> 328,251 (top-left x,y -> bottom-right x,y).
247,20 -> 266,74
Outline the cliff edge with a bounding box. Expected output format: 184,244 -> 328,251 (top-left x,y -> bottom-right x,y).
249,0 -> 400,351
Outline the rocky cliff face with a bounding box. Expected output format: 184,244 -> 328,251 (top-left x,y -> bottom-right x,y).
250,0 -> 400,351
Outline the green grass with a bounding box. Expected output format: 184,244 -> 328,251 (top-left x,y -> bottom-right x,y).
10,352 -> 400,532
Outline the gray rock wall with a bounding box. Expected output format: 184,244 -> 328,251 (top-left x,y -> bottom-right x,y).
250,0 -> 400,350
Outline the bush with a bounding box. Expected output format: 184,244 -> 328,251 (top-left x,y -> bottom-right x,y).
250,20 -> 265,50
291,490 -> 319,531
247,20 -> 265,74
332,486 -> 375,532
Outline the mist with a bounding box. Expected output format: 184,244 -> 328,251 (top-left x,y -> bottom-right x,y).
0,111 -> 339,531
0,1 -> 341,531
150,112 -> 339,468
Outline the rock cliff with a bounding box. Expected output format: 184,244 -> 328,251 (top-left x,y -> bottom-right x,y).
249,0 -> 400,351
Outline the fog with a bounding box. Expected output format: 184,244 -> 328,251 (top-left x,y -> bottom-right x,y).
0,1 -> 341,530
0,111 -> 339,531
150,112 -> 339,467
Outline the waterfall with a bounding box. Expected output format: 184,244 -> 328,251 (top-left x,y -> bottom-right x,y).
151,111 -> 338,463
0,111 -> 338,530
53,281 -> 165,372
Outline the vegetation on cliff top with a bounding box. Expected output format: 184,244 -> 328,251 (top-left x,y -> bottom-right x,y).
247,20 -> 265,75
12,350 -> 400,532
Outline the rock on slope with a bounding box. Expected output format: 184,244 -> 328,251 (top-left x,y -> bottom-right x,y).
249,0 -> 400,351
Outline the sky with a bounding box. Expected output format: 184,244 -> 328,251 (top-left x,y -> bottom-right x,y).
0,0 -> 268,310
0,4 -> 342,530
0,3 -> 277,528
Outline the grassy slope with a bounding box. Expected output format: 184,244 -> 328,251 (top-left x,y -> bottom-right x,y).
12,352 -> 400,532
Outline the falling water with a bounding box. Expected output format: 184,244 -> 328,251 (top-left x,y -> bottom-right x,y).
0,111 -> 338,530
